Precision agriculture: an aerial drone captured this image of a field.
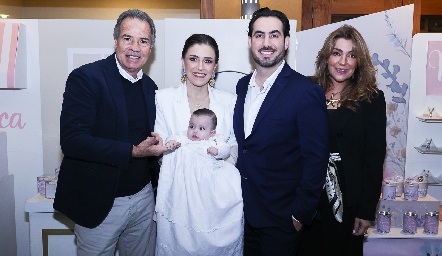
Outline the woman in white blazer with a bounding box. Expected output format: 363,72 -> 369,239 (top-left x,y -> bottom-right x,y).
154,34 -> 237,164
154,34 -> 243,256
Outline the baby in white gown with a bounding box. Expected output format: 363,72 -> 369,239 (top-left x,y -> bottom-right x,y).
155,109 -> 244,256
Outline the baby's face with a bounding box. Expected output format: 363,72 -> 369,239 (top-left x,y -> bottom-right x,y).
187,115 -> 215,141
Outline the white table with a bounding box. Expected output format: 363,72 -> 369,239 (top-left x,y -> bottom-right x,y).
364,225 -> 442,255
25,194 -> 76,256
363,194 -> 442,255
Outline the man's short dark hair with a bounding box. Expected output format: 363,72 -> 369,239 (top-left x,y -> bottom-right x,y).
247,7 -> 290,38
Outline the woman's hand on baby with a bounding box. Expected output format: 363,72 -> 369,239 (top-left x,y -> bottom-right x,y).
207,146 -> 218,156
166,140 -> 181,150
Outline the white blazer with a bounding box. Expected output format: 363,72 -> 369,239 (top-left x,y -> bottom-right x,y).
155,83 -> 237,151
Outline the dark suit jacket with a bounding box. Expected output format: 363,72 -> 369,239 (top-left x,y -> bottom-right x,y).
332,91 -> 386,221
233,63 -> 329,228
53,53 -> 158,228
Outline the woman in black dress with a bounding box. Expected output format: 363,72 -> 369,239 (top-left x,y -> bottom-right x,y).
298,25 -> 386,256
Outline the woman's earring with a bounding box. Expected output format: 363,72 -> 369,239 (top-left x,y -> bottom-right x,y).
180,67 -> 187,83
208,71 -> 216,87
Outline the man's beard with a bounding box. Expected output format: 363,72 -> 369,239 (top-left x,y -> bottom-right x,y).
252,47 -> 285,68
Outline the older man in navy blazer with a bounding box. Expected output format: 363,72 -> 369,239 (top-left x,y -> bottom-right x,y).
233,8 -> 329,255
54,9 -> 167,256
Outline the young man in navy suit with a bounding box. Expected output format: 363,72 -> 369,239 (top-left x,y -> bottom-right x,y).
54,9 -> 167,255
233,7 -> 329,255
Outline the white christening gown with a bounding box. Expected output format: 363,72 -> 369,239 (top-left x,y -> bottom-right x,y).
155,140 -> 244,256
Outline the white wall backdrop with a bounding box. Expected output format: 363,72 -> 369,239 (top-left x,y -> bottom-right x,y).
0,5 -> 426,255
163,19 -> 297,93
0,19 -> 43,256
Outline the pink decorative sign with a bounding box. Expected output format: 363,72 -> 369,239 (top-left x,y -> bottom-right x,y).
426,41 -> 442,95
0,112 -> 26,129
0,22 -> 26,89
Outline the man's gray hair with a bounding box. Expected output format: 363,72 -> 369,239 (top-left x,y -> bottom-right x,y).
113,9 -> 156,46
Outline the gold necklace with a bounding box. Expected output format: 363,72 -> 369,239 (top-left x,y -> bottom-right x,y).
189,93 -> 209,108
326,92 -> 340,107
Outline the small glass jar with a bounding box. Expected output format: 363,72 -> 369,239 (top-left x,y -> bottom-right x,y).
423,212 -> 439,234
37,176 -> 49,195
418,181 -> 428,198
395,180 -> 404,197
404,182 -> 419,201
403,212 -> 418,234
377,211 -> 391,233
382,182 -> 396,200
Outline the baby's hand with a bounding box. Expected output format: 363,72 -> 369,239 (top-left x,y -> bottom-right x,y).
165,140 -> 181,150
207,146 -> 218,156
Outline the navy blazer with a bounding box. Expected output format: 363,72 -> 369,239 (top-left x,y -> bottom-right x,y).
233,63 -> 329,228
54,54 -> 158,228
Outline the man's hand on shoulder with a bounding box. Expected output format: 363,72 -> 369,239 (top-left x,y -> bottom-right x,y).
132,132 -> 168,157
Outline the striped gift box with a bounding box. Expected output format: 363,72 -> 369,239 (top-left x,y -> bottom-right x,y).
0,22 -> 26,89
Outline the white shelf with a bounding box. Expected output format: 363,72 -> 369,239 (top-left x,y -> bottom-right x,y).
416,116 -> 442,123
366,226 -> 442,239
414,147 -> 442,154
25,194 -> 55,213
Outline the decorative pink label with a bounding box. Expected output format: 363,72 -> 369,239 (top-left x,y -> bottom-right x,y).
0,22 -> 20,89
427,41 -> 442,95
0,112 -> 26,129
0,23 -> 5,62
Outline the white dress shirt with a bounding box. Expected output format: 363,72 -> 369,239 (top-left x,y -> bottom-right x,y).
244,60 -> 285,138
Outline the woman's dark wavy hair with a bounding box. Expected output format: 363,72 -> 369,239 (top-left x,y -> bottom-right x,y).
182,34 -> 219,64
313,24 -> 378,111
